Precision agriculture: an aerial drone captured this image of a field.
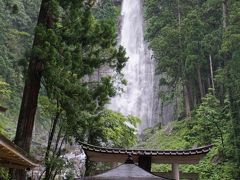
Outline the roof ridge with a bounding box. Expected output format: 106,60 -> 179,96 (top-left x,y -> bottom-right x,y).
79,141 -> 213,154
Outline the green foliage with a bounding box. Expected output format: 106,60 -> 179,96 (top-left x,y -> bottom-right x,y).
195,145 -> 236,180
24,0 -> 130,178
183,93 -> 237,178
187,92 -> 225,145
0,77 -> 11,105
0,0 -> 41,141
74,109 -> 139,148
1,0 -> 128,178
144,0 -> 222,112
139,91 -> 237,179
93,0 -> 120,22
138,122 -> 188,150
2,0 -> 239,179
145,0 -> 240,177
0,168 -> 9,180
0,78 -> 12,178
0,77 -> 15,136
0,0 -> 40,81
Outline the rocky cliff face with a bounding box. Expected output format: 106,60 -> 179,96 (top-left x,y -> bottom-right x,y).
29,146 -> 86,179
61,148 -> 86,179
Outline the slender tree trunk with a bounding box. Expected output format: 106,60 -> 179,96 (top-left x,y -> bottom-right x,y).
44,123 -> 64,180
229,90 -> 240,176
183,84 -> 191,117
193,89 -> 197,107
12,0 -> 53,179
188,84 -> 193,107
209,54 -> 215,95
50,135 -> 65,180
45,110 -> 61,163
222,0 -> 228,29
202,79 -> 206,95
177,0 -> 191,118
219,0 -> 228,105
177,0 -> 181,28
45,111 -> 61,180
197,64 -> 204,99
53,126 -> 63,155
207,77 -> 211,89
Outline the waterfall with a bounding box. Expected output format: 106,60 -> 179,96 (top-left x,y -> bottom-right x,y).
108,0 -> 155,132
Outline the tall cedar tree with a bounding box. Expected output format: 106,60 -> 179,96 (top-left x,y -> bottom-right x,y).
12,0 -> 53,179
13,0 -> 127,178
15,0 -> 52,153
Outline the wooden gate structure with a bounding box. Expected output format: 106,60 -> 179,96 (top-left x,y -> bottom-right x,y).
81,143 -> 212,180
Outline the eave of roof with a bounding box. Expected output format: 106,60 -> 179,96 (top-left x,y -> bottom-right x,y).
81,142 -> 213,164
0,134 -> 40,169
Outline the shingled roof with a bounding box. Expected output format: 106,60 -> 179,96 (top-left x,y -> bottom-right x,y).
0,134 -> 40,169
84,163 -> 165,179
81,142 -> 213,164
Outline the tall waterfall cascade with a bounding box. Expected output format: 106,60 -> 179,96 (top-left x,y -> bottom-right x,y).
108,0 -> 154,132
108,0 -> 175,133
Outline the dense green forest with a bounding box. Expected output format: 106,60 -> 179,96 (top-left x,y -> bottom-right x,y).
0,0 -> 40,136
1,0 -> 240,179
144,0 -> 240,179
0,0 -> 136,179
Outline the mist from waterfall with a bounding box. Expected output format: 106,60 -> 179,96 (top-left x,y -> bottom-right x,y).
108,0 -> 155,132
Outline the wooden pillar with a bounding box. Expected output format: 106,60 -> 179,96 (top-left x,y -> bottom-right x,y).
172,163 -> 180,180
138,155 -> 152,172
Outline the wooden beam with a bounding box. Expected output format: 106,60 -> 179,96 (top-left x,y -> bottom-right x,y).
172,164 -> 180,180
86,150 -> 206,164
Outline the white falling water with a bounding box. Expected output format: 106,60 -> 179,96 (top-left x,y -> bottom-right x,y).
108,0 -> 155,132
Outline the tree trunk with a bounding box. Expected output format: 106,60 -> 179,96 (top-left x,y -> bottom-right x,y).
197,64 -> 204,99
45,110 -> 61,163
15,0 -> 53,152
177,0 -> 181,28
229,89 -> 240,176
183,84 -> 191,117
177,0 -> 192,118
45,122 -> 62,180
222,0 -> 228,29
207,77 -> 211,90
12,0 -> 53,179
202,79 -> 206,96
219,0 -> 228,105
209,54 -> 215,95
192,90 -> 197,107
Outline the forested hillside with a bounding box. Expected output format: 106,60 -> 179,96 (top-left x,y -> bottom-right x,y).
144,0 -> 240,179
1,0 -> 240,179
0,0 -> 138,179
0,0 -> 41,136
